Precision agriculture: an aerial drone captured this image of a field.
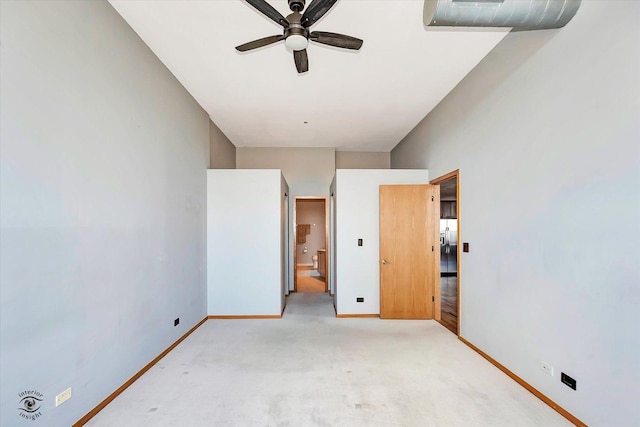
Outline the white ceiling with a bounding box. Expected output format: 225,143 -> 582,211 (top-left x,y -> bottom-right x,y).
109,0 -> 508,152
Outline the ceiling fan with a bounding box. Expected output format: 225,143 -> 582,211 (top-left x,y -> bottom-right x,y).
236,0 -> 363,73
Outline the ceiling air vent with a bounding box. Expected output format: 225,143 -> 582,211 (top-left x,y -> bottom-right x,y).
424,0 -> 582,30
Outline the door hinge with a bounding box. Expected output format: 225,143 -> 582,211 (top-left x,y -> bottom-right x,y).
432,296 -> 435,302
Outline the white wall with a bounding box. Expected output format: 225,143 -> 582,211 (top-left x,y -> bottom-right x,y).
207,170 -> 285,316
391,1 -> 640,425
296,200 -> 326,265
334,170 -> 429,315
336,151 -> 390,169
237,147 -> 335,291
0,2 -> 209,426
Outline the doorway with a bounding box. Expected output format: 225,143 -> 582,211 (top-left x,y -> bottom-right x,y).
430,170 -> 460,335
293,198 -> 328,293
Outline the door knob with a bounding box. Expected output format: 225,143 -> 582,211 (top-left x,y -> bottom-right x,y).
381,259 -> 391,265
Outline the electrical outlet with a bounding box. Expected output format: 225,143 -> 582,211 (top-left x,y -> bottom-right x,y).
174,318 -> 180,327
55,388 -> 71,407
561,372 -> 577,390
541,361 -> 554,376
356,297 -> 364,303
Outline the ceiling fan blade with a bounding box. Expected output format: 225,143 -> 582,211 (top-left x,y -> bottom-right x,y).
235,35 -> 285,52
309,31 -> 363,50
294,49 -> 309,73
245,0 -> 289,28
301,0 -> 338,27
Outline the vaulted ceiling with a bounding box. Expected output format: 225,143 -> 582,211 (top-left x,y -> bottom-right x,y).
109,0 -> 508,152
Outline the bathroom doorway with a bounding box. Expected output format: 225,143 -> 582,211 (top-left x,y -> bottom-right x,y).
293,197 -> 328,293
430,170 -> 460,335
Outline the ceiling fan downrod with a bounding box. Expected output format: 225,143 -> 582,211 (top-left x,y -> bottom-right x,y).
288,0 -> 305,12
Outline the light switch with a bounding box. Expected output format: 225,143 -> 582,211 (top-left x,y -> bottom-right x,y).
358,239 -> 363,246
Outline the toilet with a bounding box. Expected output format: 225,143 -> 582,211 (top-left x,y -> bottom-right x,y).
312,254 -> 318,269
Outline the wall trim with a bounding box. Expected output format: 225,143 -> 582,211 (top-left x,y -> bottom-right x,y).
430,169 -> 459,184
336,314 -> 379,318
207,314 -> 282,319
459,336 -> 586,427
73,316 -> 208,426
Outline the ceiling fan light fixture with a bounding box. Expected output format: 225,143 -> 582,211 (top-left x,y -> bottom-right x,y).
285,34 -> 308,51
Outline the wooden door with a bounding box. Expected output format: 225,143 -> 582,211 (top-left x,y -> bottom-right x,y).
380,185 -> 440,319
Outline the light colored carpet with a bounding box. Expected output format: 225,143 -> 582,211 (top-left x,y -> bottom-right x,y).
86,293 -> 570,427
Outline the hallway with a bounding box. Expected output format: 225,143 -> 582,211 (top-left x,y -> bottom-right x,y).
296,265 -> 327,293
87,293 -> 570,426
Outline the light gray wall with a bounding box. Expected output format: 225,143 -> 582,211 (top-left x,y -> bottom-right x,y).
295,200 -> 326,265
281,174 -> 290,303
336,151 -> 390,169
330,177 -> 337,298
209,119 -> 236,169
236,147 -> 335,197
207,170 -> 284,316
391,1 -> 640,425
0,2 -> 209,426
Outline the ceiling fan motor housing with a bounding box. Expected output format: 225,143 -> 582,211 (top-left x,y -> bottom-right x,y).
284,14 -> 309,51
288,0 -> 305,12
